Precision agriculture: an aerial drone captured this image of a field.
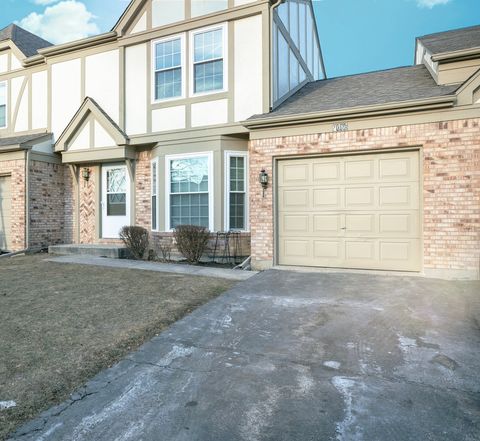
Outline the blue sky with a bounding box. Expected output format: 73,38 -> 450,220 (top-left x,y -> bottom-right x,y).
1,0 -> 479,78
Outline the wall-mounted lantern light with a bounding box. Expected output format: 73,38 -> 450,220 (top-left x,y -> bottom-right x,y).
82,167 -> 91,181
259,169 -> 268,198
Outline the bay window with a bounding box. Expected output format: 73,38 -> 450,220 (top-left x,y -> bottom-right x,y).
0,82 -> 6,128
153,35 -> 184,101
192,24 -> 226,94
166,153 -> 213,230
225,152 -> 248,231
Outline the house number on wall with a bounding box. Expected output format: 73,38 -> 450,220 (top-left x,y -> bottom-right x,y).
333,122 -> 348,132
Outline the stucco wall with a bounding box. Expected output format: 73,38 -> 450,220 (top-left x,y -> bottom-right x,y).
249,118 -> 480,279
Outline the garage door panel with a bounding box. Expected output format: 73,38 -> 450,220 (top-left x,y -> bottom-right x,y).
313,161 -> 342,183
277,151 -> 421,272
0,175 -> 12,251
281,214 -> 310,234
280,189 -> 310,210
279,162 -> 310,186
313,188 -> 342,209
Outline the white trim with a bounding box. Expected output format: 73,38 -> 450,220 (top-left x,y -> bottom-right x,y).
165,151 -> 214,232
151,33 -> 186,104
189,22 -> 228,98
224,150 -> 249,232
0,81 -> 7,129
150,157 -> 159,231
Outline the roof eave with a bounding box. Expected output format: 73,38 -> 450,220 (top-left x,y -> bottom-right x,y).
242,95 -> 457,130
37,32 -> 118,58
431,47 -> 480,63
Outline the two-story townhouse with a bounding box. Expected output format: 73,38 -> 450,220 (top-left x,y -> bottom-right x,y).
0,0 -> 323,255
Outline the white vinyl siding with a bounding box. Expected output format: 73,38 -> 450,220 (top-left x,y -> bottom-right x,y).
165,152 -> 214,231
153,34 -> 185,102
191,24 -> 227,96
225,151 -> 248,231
0,82 -> 6,128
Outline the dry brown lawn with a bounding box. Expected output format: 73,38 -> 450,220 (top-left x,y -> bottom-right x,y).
0,254 -> 234,440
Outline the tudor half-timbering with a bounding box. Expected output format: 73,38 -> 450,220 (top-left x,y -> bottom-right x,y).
0,0 -> 324,253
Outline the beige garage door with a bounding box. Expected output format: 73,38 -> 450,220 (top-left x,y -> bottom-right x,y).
0,175 -> 12,251
278,151 -> 421,271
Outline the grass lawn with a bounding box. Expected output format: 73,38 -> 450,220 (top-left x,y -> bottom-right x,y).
0,254 -> 234,440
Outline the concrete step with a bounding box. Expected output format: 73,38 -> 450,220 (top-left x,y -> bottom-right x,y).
48,244 -> 129,259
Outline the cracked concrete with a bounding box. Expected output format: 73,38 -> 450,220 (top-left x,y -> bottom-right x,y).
9,270 -> 480,441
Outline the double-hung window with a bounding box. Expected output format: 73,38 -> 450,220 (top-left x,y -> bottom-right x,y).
153,35 -> 184,101
0,82 -> 6,129
192,24 -> 226,94
167,153 -> 213,230
225,152 -> 248,231
151,158 -> 158,230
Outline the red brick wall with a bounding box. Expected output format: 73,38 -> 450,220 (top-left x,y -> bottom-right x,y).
29,160 -> 69,248
0,157 -> 26,251
249,118 -> 480,277
135,149 -> 152,230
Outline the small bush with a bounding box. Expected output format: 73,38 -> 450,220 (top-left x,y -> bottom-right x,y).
174,225 -> 210,264
157,240 -> 172,263
119,226 -> 149,260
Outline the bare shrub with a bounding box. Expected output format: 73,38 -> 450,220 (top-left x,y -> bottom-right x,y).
173,225 -> 210,264
119,226 -> 149,260
157,240 -> 172,262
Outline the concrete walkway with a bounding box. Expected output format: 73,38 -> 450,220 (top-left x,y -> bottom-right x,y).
11,270 -> 480,441
45,255 -> 257,281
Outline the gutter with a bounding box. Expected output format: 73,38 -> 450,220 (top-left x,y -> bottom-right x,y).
242,95 -> 457,129
37,32 -> 118,58
431,47 -> 480,63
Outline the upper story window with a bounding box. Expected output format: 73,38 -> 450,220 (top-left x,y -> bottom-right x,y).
0,82 -> 6,128
153,35 -> 185,101
191,24 -> 227,95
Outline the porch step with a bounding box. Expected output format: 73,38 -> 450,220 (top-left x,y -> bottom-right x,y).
48,244 -> 129,259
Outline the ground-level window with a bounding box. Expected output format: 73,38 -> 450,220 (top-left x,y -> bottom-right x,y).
0,82 -> 6,128
166,153 -> 213,230
151,158 -> 158,230
225,151 -> 248,231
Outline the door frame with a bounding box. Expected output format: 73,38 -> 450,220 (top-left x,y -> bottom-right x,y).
273,146 -> 424,272
0,173 -> 12,251
100,163 -> 132,239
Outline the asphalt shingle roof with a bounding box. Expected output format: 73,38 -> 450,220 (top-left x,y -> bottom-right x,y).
418,25 -> 480,55
250,65 -> 458,121
0,24 -> 52,58
0,133 -> 52,150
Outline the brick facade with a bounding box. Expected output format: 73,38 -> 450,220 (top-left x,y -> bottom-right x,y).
29,160 -> 71,248
249,118 -> 480,278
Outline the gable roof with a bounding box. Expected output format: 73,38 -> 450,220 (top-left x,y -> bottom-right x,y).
418,25 -> 480,55
248,65 -> 458,122
0,24 -> 52,58
55,97 -> 129,151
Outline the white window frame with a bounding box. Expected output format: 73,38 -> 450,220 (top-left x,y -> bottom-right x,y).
151,33 -> 186,104
224,151 -> 249,232
165,151 -> 214,232
0,81 -> 7,129
189,22 -> 228,97
151,157 -> 159,231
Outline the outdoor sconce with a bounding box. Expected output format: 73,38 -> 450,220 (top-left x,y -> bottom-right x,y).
259,169 -> 268,198
82,167 -> 91,181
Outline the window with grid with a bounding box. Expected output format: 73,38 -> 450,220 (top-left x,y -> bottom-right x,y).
151,159 -> 158,230
154,37 -> 182,100
193,27 -> 224,94
228,155 -> 246,230
0,82 -> 6,128
169,156 -> 209,229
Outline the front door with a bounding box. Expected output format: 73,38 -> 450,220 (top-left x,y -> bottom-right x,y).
0,175 -> 12,251
101,165 -> 130,238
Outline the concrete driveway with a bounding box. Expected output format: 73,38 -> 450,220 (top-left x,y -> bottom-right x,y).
11,270 -> 480,441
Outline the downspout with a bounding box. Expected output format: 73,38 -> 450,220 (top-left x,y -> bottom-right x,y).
269,0 -> 284,111
25,148 -> 30,249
